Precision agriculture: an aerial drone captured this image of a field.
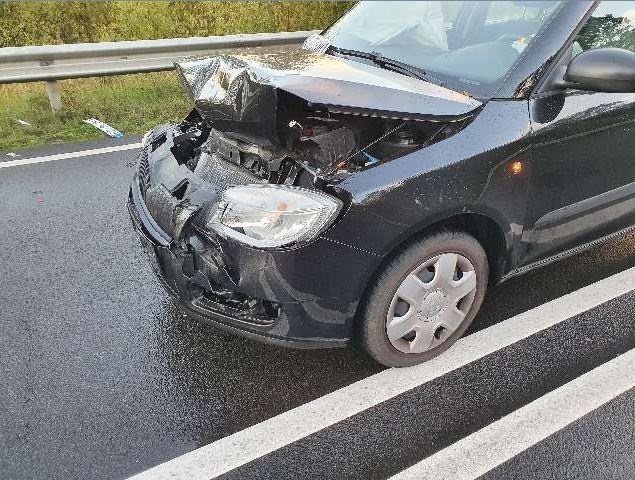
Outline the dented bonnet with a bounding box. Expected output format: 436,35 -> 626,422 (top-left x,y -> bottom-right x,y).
174,50 -> 482,130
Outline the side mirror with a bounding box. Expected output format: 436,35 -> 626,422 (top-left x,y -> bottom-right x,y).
557,47 -> 635,93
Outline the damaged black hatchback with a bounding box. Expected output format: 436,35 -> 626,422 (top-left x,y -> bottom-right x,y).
128,1 -> 635,366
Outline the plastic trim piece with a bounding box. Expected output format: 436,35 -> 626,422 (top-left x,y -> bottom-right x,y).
501,223 -> 635,282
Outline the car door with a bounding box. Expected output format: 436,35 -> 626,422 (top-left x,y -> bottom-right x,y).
523,1 -> 635,264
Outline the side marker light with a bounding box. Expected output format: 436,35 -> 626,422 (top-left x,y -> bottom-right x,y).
509,161 -> 523,175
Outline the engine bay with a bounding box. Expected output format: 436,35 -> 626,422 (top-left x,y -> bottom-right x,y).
167,95 -> 471,189
162,52 -> 483,190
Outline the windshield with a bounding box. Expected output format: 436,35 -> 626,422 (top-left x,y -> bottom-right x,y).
322,1 -> 563,97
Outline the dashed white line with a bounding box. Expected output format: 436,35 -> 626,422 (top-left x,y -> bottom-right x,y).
127,266 -> 635,480
390,348 -> 635,480
0,143 -> 142,169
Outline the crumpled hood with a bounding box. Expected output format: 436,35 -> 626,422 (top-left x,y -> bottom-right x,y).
174,50 -> 482,126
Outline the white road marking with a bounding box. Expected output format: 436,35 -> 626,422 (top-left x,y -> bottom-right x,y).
0,143 -> 142,169
128,266 -> 635,480
391,348 -> 635,480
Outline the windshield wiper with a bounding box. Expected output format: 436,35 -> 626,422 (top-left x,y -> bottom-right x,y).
327,46 -> 444,86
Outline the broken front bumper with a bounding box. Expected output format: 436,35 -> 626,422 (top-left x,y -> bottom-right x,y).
127,161 -> 375,348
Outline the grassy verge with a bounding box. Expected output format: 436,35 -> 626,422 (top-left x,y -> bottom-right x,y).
0,72 -> 191,152
0,2 -> 351,47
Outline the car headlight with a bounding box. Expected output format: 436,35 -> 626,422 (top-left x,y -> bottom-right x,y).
206,184 -> 343,248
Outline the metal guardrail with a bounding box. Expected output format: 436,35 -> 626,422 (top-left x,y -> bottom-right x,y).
0,30 -> 316,111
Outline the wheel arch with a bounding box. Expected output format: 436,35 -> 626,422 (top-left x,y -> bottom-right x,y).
352,211 -> 509,336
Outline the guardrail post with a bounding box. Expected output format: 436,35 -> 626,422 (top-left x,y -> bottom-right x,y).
45,80 -> 62,113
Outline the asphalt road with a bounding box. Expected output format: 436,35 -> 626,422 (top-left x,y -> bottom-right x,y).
1,139 -> 633,480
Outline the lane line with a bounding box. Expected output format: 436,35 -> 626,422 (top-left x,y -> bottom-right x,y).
128,266 -> 635,480
0,143 -> 142,169
390,348 -> 635,480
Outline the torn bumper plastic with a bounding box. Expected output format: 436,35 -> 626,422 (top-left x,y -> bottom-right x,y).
127,143 -> 376,348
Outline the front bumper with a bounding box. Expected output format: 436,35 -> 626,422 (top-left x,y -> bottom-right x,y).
127,153 -> 377,348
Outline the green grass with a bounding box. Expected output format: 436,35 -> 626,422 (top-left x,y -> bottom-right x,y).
0,73 -> 191,152
0,2 -> 352,47
0,1 -> 354,152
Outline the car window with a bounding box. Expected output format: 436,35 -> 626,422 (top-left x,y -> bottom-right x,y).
574,1 -> 635,53
321,1 -> 563,96
484,1 -> 553,25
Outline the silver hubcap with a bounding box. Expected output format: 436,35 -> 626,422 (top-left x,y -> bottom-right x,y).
386,252 -> 477,354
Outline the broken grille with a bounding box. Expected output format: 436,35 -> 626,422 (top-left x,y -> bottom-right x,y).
193,151 -> 266,193
138,147 -> 150,197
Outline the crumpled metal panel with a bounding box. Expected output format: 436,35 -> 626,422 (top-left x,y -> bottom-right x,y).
174,50 -> 482,128
175,56 -> 277,134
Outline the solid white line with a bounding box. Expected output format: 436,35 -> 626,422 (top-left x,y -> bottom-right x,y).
127,266 -> 635,480
390,348 -> 635,480
0,142 -> 142,169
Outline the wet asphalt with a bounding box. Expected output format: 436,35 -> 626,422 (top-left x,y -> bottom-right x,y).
481,388 -> 635,480
1,139 -> 634,480
218,289 -> 635,479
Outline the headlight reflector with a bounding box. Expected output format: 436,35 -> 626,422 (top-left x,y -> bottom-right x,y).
207,184 -> 342,248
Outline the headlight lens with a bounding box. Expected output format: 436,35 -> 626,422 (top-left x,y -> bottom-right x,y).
206,184 -> 342,248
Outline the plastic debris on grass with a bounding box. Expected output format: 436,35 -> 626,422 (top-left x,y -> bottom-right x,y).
83,118 -> 124,138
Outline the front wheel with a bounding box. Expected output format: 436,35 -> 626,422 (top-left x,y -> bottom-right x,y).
359,231 -> 489,367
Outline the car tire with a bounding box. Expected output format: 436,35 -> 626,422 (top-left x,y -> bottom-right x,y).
359,230 -> 489,367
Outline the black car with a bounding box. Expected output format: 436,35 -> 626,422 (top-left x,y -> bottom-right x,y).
128,0 -> 635,367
